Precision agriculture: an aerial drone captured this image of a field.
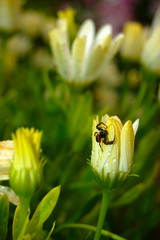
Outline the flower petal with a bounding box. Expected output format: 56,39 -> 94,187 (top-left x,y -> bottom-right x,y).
91,116 -> 100,170
49,19 -> 72,81
0,140 -> 14,180
77,19 -> 95,59
93,34 -> 124,77
72,37 -> 86,82
133,119 -> 139,136
95,24 -> 112,46
119,121 -> 134,172
82,35 -> 111,82
107,34 -> 124,62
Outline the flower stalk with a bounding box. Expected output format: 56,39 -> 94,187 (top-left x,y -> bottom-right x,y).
14,196 -> 30,239
94,189 -> 109,240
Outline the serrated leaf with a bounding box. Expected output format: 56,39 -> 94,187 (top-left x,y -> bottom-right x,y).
0,194 -> 9,240
26,186 -> 60,235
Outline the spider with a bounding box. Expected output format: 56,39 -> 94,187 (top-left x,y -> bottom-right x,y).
94,122 -> 115,150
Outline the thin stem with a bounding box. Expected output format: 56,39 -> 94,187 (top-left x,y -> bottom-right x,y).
94,189 -> 109,240
16,197 -> 30,240
42,70 -> 66,113
55,223 -> 127,240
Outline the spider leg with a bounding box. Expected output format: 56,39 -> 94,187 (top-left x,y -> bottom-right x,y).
103,137 -> 115,145
94,131 -> 98,136
96,122 -> 107,130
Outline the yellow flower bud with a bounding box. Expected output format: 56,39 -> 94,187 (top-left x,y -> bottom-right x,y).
57,8 -> 78,42
120,22 -> 146,61
91,115 -> 139,189
9,128 -> 43,197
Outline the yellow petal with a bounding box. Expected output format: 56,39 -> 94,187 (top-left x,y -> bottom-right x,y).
119,120 -> 134,172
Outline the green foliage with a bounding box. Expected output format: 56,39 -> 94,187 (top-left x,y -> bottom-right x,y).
25,186 -> 60,237
0,194 -> 9,240
11,186 -> 60,240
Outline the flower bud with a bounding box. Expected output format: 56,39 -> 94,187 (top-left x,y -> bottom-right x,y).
91,115 -> 139,189
57,8 -> 78,42
120,22 -> 146,61
9,128 -> 43,198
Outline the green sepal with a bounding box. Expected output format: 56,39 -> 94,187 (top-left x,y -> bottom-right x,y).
0,194 -> 9,240
92,167 -> 128,190
25,186 -> 60,236
9,166 -> 42,198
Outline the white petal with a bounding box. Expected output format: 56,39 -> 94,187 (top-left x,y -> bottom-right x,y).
0,185 -> 20,206
0,140 -> 14,180
151,6 -> 160,32
91,117 -> 100,169
148,50 -> 160,71
81,34 -> 111,82
133,119 -> 139,136
49,27 -> 72,81
107,33 -> 124,61
95,24 -> 112,46
94,34 -> 124,76
101,114 -> 109,123
78,19 -> 95,59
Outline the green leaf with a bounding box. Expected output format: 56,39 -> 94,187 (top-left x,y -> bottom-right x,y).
45,221 -> 56,240
0,194 -> 9,240
111,183 -> 145,208
26,186 -> 60,235
23,234 -> 32,240
12,205 -> 30,240
111,161 -> 159,208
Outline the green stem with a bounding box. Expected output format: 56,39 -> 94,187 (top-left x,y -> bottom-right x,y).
17,197 -> 30,240
55,223 -> 126,240
94,189 -> 109,240
42,70 -> 66,113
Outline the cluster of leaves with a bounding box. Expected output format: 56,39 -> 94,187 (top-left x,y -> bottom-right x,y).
0,186 -> 60,240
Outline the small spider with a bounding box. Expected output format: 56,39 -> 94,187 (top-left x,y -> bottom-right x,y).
94,122 -> 115,150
